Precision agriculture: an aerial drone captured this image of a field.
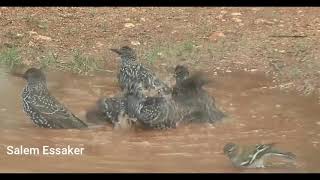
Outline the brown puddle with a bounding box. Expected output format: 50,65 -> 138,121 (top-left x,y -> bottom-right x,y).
0,68 -> 319,173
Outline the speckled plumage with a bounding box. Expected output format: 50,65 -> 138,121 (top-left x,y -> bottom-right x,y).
172,65 -> 226,123
21,68 -> 88,129
100,97 -> 127,124
112,83 -> 179,129
126,88 -> 179,130
111,46 -> 170,96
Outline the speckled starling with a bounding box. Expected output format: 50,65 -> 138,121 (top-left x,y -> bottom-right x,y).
126,94 -> 179,130
20,68 -> 88,129
172,65 -> 226,123
86,96 -> 127,126
125,82 -> 180,130
111,46 -> 170,96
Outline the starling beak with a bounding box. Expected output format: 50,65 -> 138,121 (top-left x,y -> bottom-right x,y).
21,68 -> 88,129
173,65 -> 226,123
110,46 -> 137,60
223,142 -> 296,168
11,72 -> 24,79
110,48 -> 121,55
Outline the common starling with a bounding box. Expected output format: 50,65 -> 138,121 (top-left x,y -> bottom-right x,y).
20,68 -> 88,129
174,65 -> 190,87
172,65 -> 226,123
125,82 -> 180,130
86,96 -> 127,126
223,142 -> 296,168
110,46 -> 170,96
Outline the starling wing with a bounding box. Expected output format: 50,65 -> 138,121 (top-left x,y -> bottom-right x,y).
26,94 -> 88,129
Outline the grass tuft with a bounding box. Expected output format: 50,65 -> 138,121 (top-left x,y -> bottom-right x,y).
67,51 -> 104,75
0,47 -> 22,70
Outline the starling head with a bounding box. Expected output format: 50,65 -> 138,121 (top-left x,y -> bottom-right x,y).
111,46 -> 137,61
223,142 -> 238,158
174,65 -> 189,85
22,68 -> 46,83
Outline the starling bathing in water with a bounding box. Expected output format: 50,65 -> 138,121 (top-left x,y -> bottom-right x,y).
110,46 -> 170,96
86,96 -> 128,126
20,68 -> 88,129
88,82 -> 180,130
223,142 -> 296,168
126,82 -> 180,129
172,65 -> 226,123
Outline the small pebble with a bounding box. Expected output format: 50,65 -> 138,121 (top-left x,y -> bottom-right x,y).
231,12 -> 242,16
131,41 -> 140,46
124,23 -> 135,28
232,17 -> 242,23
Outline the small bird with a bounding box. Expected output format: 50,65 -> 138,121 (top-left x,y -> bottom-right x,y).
172,65 -> 226,123
19,68 -> 88,129
126,82 -> 180,130
86,82 -> 178,130
110,46 -> 170,96
223,142 -> 296,168
86,96 -> 127,126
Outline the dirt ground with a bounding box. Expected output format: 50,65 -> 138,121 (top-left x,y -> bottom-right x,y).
1,7 -> 320,100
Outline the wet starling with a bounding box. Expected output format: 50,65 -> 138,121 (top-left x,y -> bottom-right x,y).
174,65 -> 190,87
86,96 -> 127,126
126,82 -> 180,129
20,68 -> 88,129
110,46 -> 170,96
223,142 -> 296,168
172,65 -> 226,123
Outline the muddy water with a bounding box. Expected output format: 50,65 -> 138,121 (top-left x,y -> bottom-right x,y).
0,68 -> 319,173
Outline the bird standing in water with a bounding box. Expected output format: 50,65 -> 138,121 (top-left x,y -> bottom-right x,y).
125,82 -> 180,130
86,96 -> 128,125
19,68 -> 88,129
86,83 -> 178,130
110,46 -> 170,96
223,142 -> 296,168
172,65 -> 226,123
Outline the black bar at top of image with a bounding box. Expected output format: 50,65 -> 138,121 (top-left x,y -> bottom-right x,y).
1,0 -> 320,7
